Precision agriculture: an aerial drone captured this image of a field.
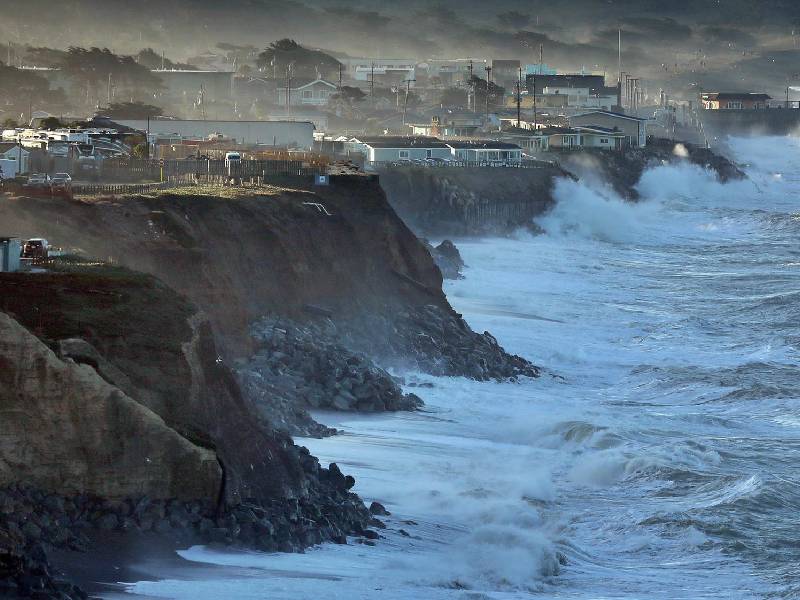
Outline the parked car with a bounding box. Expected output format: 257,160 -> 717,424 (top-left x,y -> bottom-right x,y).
21,238 -> 49,260
51,173 -> 72,188
25,173 -> 50,188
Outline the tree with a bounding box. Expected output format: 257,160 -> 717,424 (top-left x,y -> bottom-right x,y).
39,116 -> 64,130
0,62 -> 66,116
136,48 -> 196,70
2,118 -> 18,128
96,101 -> 163,119
330,86 -> 366,105
256,39 -> 341,81
468,76 -> 506,110
61,47 -> 163,106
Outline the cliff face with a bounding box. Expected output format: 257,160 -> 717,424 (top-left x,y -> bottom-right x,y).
0,180 -> 444,361
0,180 -> 535,382
0,265 -> 306,505
0,311 -> 222,501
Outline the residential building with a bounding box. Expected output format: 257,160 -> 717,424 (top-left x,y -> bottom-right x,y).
568,110 -> 649,147
407,112 -> 491,138
700,92 -> 772,110
115,119 -> 315,149
339,58 -> 416,87
538,86 -> 617,110
348,136 -> 451,163
572,126 -> 626,149
420,59 -> 487,87
0,142 -> 30,176
524,64 -> 557,76
499,130 -> 551,152
526,74 -> 606,95
542,127 -> 583,149
275,79 -> 338,107
446,140 -> 522,163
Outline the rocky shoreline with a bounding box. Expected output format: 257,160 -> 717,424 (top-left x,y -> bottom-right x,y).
0,181 -> 542,597
240,315 -> 423,437
0,452 -> 376,599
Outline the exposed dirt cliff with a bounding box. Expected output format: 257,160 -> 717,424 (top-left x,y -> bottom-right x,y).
0,262 -> 311,505
0,311 -> 222,502
0,180 -> 535,381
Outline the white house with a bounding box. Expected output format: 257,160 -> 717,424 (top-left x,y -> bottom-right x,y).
572,126 -> 626,150
446,140 -> 522,164
569,110 -> 649,147
276,79 -> 338,107
0,143 -> 30,176
349,136 -> 452,164
339,58 -> 416,87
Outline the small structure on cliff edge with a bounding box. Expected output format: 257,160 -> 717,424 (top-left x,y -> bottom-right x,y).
0,237 -> 21,272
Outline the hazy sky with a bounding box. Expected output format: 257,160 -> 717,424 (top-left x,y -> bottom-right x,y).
2,0 -> 799,97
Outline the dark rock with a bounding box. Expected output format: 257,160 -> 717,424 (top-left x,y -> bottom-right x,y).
368,502 -> 390,516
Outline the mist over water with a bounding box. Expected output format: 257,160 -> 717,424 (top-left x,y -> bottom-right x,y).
125,136 -> 800,599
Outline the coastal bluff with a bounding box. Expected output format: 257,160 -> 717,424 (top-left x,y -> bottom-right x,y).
378,139 -> 745,236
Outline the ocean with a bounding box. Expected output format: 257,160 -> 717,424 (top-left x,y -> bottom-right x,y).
123,136 -> 800,599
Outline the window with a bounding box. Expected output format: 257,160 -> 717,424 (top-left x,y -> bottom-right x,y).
302,90 -> 313,99
600,138 -> 609,144
726,101 -> 742,109
426,150 -> 433,158
399,150 -> 409,159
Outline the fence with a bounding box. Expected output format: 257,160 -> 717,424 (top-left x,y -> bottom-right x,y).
98,158 -> 326,182
71,181 -> 183,196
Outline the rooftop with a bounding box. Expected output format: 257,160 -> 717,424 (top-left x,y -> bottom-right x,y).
701,92 -> 772,100
571,110 -> 648,122
354,136 -> 450,149
446,140 -> 522,150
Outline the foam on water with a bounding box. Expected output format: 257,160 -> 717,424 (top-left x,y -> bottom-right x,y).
124,137 -> 800,599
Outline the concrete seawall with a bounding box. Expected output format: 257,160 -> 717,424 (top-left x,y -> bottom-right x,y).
378,165 -> 568,236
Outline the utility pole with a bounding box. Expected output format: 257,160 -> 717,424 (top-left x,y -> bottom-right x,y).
539,43 -> 544,71
485,66 -> 492,127
370,62 -> 375,101
533,74 -> 537,130
402,78 -> 416,126
468,60 -> 474,112
285,64 -> 292,117
617,29 -> 623,109
338,63 -> 342,89
516,66 -> 522,128
107,73 -> 112,105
